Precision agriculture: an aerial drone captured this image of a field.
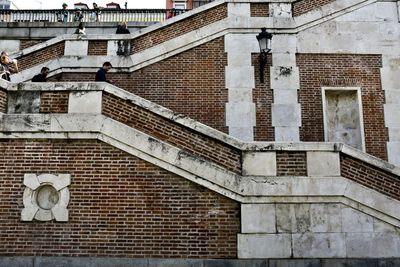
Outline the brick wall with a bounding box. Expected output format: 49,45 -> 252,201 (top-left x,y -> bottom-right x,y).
0,89 -> 7,113
20,39 -> 49,50
297,54 -> 387,160
102,92 -> 241,174
132,4 -> 227,54
40,92 -> 69,113
0,139 -> 240,258
250,3 -> 269,17
276,151 -> 307,176
17,42 -> 65,72
88,40 -> 108,56
51,38 -> 228,133
341,154 -> 400,201
252,54 -> 274,141
292,0 -> 336,17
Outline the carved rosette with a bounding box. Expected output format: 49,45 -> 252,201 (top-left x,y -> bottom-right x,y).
21,174 -> 71,222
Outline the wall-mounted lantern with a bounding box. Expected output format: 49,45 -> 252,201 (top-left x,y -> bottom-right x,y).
256,28 -> 272,83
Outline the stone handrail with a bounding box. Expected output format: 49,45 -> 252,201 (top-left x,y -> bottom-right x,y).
0,8 -> 187,23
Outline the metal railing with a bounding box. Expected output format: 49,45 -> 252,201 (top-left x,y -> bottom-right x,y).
0,8 -> 187,23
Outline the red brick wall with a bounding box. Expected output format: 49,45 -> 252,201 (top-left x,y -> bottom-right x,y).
253,54 -> 274,141
341,154 -> 400,201
292,0 -> 336,17
102,92 -> 241,174
0,139 -> 240,258
297,54 -> 387,160
0,89 -> 7,113
17,42 -> 65,72
20,39 -> 49,50
88,41 -> 108,56
250,3 -> 269,17
276,151 -> 307,176
40,92 -> 69,113
50,38 -> 228,133
132,4 -> 227,54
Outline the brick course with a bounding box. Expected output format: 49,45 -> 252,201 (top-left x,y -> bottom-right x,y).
88,40 -> 108,56
341,154 -> 400,201
252,54 -> 274,141
132,4 -> 227,54
40,92 -> 69,113
20,39 -> 49,50
297,54 -> 387,160
17,42 -> 65,72
0,89 -> 7,113
292,0 -> 336,17
0,139 -> 240,258
250,3 -> 269,17
102,92 -> 241,174
50,38 -> 228,133
276,151 -> 307,176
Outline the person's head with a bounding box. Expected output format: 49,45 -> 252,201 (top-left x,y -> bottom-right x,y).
62,3 -> 68,9
0,51 -> 9,64
93,2 -> 98,8
40,67 -> 50,77
102,62 -> 112,72
121,21 -> 127,29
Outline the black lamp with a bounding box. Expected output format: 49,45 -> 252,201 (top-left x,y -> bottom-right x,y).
256,28 -> 272,83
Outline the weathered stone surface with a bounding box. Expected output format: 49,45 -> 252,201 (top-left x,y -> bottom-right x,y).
310,204 -> 342,233
241,204 -> 276,233
346,232 -> 400,258
68,91 -> 102,114
307,152 -> 340,176
238,233 -> 292,258
7,91 -> 40,114
292,233 -> 346,258
341,207 -> 373,233
269,259 -> 321,267
242,152 -> 276,176
64,40 -> 88,56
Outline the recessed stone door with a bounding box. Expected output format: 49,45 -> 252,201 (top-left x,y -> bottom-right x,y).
21,174 -> 71,222
322,88 -> 365,151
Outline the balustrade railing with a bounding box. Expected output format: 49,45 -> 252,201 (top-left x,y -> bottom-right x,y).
0,9 -> 187,23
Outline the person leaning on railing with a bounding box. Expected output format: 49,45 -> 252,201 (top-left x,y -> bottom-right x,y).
0,51 -> 18,82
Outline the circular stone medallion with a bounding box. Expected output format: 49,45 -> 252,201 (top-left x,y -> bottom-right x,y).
36,185 -> 60,210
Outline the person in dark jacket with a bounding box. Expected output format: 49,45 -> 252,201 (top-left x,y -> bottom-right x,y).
32,67 -> 50,82
116,21 -> 130,34
95,62 -> 112,83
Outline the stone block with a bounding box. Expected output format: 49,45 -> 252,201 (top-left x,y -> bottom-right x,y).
150,259 -> 203,267
64,40 -> 88,56
341,207 -> 373,233
307,152 -> 340,176
34,257 -> 148,267
228,88 -> 253,103
204,259 -> 267,267
346,232 -> 400,257
274,126 -> 300,141
238,233 -> 292,258
271,34 -> 297,54
387,142 -> 400,167
68,91 -> 102,113
229,127 -> 254,141
381,67 -> 400,90
276,204 -> 311,233
0,40 -> 20,53
373,219 -> 398,233
385,90 -> 400,104
226,102 -> 256,127
269,3 -> 292,18
269,259 -> 321,267
225,33 -> 259,53
378,259 -> 400,267
272,53 -> 296,67
7,91 -> 40,114
225,66 -> 255,89
227,3 -> 250,17
23,174 -> 41,190
227,53 -> 252,67
242,152 -> 277,176
270,66 -> 300,90
384,104 -> 400,126
322,259 -> 378,267
241,204 -> 276,233
310,204 -> 342,233
292,233 -> 346,258
0,257 -> 34,267
273,89 -> 298,104
271,104 -> 301,127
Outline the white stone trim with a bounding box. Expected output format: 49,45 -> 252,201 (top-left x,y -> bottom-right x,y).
321,87 -> 366,152
21,173 -> 70,222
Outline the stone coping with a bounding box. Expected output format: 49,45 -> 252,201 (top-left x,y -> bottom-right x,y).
1,81 -> 400,177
